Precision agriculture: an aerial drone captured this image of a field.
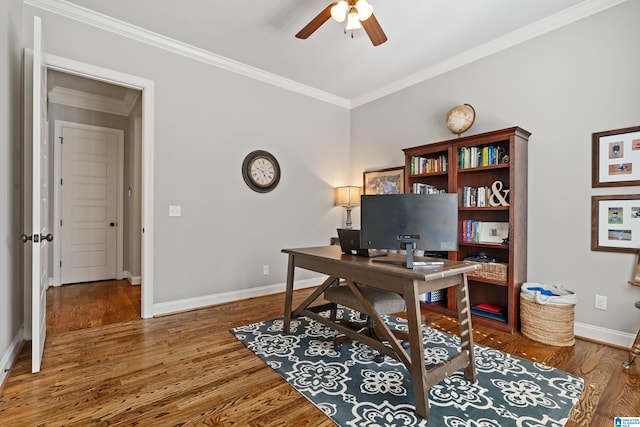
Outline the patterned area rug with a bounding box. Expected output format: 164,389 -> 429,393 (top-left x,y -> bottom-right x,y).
230,309 -> 583,426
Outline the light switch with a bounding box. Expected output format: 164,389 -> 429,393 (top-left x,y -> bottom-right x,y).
169,205 -> 181,217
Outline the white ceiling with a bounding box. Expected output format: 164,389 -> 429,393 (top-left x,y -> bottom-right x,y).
46,0 -> 621,106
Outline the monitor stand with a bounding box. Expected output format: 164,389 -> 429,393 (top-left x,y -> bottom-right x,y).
372,243 -> 445,269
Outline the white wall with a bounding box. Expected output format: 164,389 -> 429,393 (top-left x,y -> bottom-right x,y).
22,5 -> 350,307
0,0 -> 25,378
351,1 -> 640,343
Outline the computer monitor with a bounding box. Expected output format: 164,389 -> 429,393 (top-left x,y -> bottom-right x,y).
360,193 -> 458,268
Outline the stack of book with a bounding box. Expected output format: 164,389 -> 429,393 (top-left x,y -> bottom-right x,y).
462,186 -> 492,207
471,303 -> 507,322
410,155 -> 448,175
458,145 -> 506,169
411,183 -> 445,194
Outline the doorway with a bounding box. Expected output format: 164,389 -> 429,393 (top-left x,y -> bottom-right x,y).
44,54 -> 155,318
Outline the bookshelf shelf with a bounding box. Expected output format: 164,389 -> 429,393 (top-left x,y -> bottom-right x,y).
409,171 -> 449,178
403,127 -> 530,333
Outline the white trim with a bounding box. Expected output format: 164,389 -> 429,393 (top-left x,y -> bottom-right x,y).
26,0 -> 628,109
48,86 -> 140,116
45,53 -> 155,319
0,327 -> 24,388
124,270 -> 141,285
24,0 -> 350,109
151,278 -> 322,317
574,321 -> 636,348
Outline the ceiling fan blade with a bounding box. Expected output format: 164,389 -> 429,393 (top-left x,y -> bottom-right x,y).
361,13 -> 387,46
295,3 -> 336,39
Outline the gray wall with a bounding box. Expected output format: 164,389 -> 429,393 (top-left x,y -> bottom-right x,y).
0,0 -> 24,375
22,5 -> 351,305
4,2 -> 636,372
350,1 -> 640,338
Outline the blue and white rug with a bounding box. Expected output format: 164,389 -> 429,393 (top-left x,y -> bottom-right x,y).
230,308 -> 583,426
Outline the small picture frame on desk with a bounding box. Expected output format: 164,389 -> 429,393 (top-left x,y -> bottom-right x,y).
363,167 -> 404,195
591,194 -> 640,253
592,125 -> 640,187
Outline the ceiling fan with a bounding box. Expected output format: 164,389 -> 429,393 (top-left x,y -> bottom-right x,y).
295,0 -> 388,46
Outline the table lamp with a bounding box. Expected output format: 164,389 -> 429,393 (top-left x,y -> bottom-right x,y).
335,186 -> 362,229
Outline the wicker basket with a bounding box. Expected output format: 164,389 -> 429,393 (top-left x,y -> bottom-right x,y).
520,295 -> 575,346
466,262 -> 508,281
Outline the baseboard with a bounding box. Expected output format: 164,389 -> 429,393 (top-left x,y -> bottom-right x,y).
0,327 -> 25,389
151,278 -> 321,317
574,321 -> 635,349
124,270 -> 141,285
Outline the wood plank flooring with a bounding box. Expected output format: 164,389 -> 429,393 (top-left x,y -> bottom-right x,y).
46,280 -> 141,334
1,281 -> 638,426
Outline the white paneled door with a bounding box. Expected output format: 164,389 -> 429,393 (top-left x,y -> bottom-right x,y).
60,124 -> 121,284
29,16 -> 49,373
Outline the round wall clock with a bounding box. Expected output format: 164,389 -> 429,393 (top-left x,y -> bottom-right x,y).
242,150 -> 281,193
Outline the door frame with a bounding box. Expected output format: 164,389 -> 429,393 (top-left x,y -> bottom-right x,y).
52,121 -> 125,286
45,53 -> 155,318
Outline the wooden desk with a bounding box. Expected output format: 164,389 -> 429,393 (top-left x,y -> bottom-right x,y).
282,246 -> 480,420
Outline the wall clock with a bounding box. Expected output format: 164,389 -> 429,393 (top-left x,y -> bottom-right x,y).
242,150 -> 281,193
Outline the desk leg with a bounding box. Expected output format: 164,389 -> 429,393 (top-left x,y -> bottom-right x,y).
404,279 -> 429,420
283,254 -> 295,333
456,273 -> 477,382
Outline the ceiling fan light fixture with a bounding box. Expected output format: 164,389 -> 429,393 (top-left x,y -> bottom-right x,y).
355,0 -> 373,21
345,7 -> 362,30
330,1 -> 348,23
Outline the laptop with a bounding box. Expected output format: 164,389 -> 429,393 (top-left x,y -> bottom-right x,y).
337,229 -> 387,258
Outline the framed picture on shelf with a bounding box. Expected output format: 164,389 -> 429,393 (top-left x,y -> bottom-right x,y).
592,125 -> 640,187
363,167 -> 404,195
478,222 -> 509,244
591,194 -> 640,253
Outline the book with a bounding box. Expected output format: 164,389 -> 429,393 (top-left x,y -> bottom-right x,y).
474,303 -> 505,313
471,307 -> 507,322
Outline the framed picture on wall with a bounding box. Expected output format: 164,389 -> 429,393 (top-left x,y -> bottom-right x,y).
592,125 -> 640,187
363,167 -> 404,195
591,194 -> 640,253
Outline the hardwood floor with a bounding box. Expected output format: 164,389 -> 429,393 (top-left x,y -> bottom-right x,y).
1,282 -> 638,426
46,280 -> 141,334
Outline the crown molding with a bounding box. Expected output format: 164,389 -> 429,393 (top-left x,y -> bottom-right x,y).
27,0 -> 627,110
48,85 -> 140,116
351,0 -> 629,108
25,0 -> 351,109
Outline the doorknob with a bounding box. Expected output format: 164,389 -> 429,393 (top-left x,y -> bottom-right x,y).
110,222 -> 115,227
20,233 -> 53,243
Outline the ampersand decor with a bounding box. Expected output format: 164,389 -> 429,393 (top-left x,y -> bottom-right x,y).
489,180 -> 510,207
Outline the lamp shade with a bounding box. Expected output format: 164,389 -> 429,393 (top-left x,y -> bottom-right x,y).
345,7 -> 362,30
335,186 -> 362,207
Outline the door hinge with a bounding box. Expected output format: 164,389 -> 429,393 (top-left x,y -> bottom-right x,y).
59,136 -> 63,144
60,219 -> 63,226
60,260 -> 62,267
60,178 -> 63,186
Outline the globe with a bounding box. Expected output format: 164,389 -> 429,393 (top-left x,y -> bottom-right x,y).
446,104 -> 476,136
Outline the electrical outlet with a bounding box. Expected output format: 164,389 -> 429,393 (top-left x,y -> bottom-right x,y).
595,295 -> 607,310
263,265 -> 269,275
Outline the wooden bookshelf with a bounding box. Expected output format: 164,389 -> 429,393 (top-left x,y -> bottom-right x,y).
403,127 -> 530,333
